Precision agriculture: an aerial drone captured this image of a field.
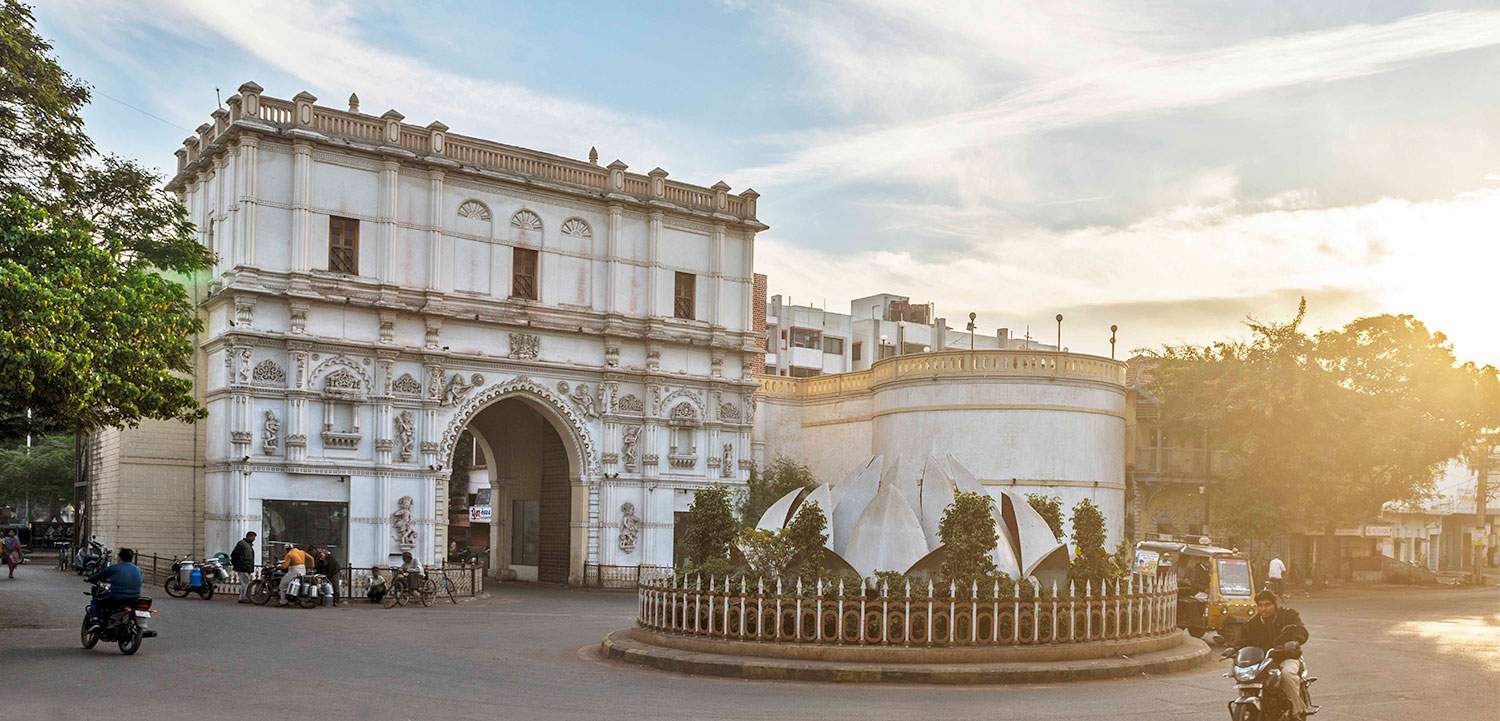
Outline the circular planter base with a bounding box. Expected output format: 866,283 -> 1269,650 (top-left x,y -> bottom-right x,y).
600,628 -> 1213,684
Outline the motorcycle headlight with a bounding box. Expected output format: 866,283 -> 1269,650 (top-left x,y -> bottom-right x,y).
1233,667 -> 1260,683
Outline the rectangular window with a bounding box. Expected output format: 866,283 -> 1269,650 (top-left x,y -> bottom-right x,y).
852,342 -> 862,362
512,247 -> 538,300
791,328 -> 820,349
823,337 -> 845,355
328,216 -> 359,275
674,272 -> 695,320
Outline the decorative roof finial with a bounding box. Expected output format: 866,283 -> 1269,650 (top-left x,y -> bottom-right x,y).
588,146 -> 599,165
348,93 -> 360,113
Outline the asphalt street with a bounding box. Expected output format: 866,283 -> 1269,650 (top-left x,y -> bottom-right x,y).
1,566 -> 1496,721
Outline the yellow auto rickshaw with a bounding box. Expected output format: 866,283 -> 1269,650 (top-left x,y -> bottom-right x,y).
1134,538 -> 1257,646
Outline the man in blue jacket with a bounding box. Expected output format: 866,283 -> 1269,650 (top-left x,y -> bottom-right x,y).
86,548 -> 143,629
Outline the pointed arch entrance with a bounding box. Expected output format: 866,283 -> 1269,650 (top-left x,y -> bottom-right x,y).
438,376 -> 596,585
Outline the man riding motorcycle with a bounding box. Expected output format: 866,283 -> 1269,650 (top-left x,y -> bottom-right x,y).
1239,589 -> 1310,718
85,548 -> 145,632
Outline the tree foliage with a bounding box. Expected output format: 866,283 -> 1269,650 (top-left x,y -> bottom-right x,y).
939,490 -> 1000,586
0,433 -> 72,513
1068,498 -> 1112,584
681,485 -> 738,567
739,455 -> 817,527
1147,301 -> 1498,573
0,2 -> 212,440
1025,493 -> 1064,540
784,500 -> 828,579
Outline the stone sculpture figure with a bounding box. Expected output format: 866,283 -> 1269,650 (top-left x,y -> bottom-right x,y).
236,348 -> 252,384
262,410 -> 280,455
618,502 -> 641,554
391,495 -> 418,549
622,426 -> 641,472
441,372 -> 473,406
721,443 -> 733,478
395,411 -> 415,461
570,383 -> 599,419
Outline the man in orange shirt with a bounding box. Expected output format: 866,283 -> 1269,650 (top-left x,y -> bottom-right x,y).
277,544 -> 313,606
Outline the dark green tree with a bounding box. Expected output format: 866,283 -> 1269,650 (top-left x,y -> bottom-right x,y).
784,500 -> 828,578
1025,493 -> 1064,540
681,484 -> 737,567
938,490 -> 999,588
1148,301 -> 1498,582
1068,498 -> 1112,584
740,455 -> 817,527
0,2 -> 213,440
0,433 -> 72,518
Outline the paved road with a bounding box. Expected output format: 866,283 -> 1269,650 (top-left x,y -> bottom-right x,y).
2,567 -> 1496,721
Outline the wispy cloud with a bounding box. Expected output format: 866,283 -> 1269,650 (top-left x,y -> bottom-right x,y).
758,185 -> 1500,358
743,9 -> 1500,188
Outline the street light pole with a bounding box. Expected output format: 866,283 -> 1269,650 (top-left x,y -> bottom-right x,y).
1055,314 -> 1063,352
1110,325 -> 1118,360
1475,436 -> 1493,585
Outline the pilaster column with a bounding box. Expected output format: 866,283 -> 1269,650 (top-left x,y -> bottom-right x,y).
378,159 -> 400,298
710,222 -> 725,327
238,135 -> 260,268
647,210 -> 663,319
425,169 -> 444,290
290,141 -> 313,275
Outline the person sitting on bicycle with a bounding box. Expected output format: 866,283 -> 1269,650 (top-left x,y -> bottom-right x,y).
398,551 -> 424,592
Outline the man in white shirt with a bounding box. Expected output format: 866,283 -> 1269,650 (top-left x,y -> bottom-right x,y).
1267,555 -> 1286,595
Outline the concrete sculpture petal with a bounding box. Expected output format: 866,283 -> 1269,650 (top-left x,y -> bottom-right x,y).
840,483 -> 928,578
756,487 -> 803,531
918,456 -> 955,552
1000,488 -> 1070,580
831,455 -> 883,555
881,455 -> 923,519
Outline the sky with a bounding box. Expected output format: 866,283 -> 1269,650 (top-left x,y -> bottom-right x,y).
35,0 -> 1500,365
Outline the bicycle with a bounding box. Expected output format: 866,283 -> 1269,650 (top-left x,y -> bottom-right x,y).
382,571 -> 438,608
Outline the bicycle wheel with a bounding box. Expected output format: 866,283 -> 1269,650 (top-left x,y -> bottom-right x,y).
396,589 -> 410,607
382,587 -> 401,608
417,578 -> 437,607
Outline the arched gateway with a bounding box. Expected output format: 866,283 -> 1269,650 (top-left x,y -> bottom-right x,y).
435,376 -> 598,584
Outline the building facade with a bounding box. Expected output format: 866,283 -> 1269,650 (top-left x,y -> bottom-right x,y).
86,84 -> 765,583
763,292 -> 1056,378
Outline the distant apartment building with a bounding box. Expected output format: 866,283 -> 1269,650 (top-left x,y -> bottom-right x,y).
762,292 -> 1055,377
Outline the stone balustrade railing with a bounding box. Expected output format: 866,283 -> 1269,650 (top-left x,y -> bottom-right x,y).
177,85 -> 760,222
755,349 -> 1127,399
638,572 -> 1177,647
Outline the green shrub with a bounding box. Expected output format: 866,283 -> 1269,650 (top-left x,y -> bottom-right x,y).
939,490 -> 1000,587
682,485 -> 737,566
1025,493 -> 1064,540
740,456 -> 818,527
1068,498 -> 1112,584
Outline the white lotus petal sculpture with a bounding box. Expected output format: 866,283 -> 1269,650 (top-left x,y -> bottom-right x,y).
758,455 -> 1068,582
840,483 -> 928,578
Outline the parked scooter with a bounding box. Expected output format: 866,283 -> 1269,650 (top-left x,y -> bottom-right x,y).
1222,629 -> 1319,720
164,557 -> 230,600
82,582 -> 157,656
73,540 -> 110,576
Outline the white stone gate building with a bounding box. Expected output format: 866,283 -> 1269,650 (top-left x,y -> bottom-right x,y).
87,84 -> 764,584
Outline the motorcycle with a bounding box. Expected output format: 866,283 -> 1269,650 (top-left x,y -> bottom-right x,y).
82,582 -> 157,655
245,565 -> 287,606
1222,629 -> 1319,720
164,557 -> 229,600
74,540 -> 110,576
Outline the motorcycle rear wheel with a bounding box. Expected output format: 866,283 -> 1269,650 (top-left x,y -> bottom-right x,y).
165,577 -> 189,598
118,624 -> 143,655
197,583 -> 214,600
247,580 -> 272,605
80,617 -> 98,649
297,593 -> 319,609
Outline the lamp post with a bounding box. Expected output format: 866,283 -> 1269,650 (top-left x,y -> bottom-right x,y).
897,320 -> 906,357
1110,324 -> 1118,360
1055,314 -> 1063,352
880,334 -> 889,360
966,312 -> 977,352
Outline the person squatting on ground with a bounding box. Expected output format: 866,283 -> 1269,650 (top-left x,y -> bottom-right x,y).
85,548 -> 142,626
277,544 -> 313,606
232,531 -> 257,603
1241,589 -> 1310,719
3,529 -> 20,578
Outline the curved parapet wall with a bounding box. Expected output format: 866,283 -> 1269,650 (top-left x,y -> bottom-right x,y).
753,350 -> 1128,545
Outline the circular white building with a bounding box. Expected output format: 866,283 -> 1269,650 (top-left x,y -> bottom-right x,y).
753,349 -> 1127,547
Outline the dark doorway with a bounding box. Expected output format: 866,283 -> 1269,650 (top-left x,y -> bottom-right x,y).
538,428 -> 569,583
